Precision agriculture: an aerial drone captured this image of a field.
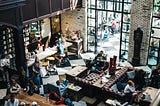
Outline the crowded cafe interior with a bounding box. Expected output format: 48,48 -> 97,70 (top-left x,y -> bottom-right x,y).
0,0 -> 160,106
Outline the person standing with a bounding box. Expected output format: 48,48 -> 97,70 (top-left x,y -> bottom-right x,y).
111,19 -> 116,34
32,56 -> 42,91
102,26 -> 109,45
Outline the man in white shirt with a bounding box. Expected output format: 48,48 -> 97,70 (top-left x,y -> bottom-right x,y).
124,80 -> 135,94
124,80 -> 138,104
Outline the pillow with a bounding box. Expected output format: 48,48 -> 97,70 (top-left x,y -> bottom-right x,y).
111,84 -> 118,91
117,82 -> 127,91
126,70 -> 135,80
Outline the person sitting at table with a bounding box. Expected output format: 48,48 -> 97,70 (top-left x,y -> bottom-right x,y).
124,80 -> 139,104
9,79 -> 21,94
4,93 -> 19,106
54,41 -> 65,66
95,50 -> 106,60
91,50 -> 107,73
55,80 -> 69,97
71,31 -> 80,41
24,79 -> 38,96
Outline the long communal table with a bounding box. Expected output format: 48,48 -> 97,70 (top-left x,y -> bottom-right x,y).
73,67 -> 129,98
27,42 -> 72,66
138,87 -> 160,106
16,90 -> 66,106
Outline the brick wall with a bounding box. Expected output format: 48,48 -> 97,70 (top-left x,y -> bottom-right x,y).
61,0 -> 87,51
128,0 -> 153,65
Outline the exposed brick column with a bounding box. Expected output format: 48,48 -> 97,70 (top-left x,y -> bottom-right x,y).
128,0 -> 153,65
61,0 -> 87,52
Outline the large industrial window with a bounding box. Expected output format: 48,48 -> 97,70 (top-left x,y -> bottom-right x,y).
87,0 -> 132,61
148,0 -> 160,66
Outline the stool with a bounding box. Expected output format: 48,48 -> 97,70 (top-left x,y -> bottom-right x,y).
46,56 -> 55,65
46,57 -> 55,61
42,61 -> 49,67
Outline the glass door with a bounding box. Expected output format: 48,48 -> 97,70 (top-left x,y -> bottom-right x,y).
87,0 -> 132,61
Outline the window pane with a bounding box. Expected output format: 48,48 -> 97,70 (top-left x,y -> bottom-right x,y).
148,47 -> 159,57
97,0 -> 104,9
123,14 -> 131,23
88,18 -> 95,26
124,0 -> 132,2
105,1 -> 113,10
152,17 -> 160,28
150,38 -> 159,49
122,33 -> 129,42
88,9 -> 95,18
88,27 -> 95,35
88,0 -> 95,8
148,56 -> 158,65
154,0 -> 160,5
97,11 -> 108,28
121,41 -> 129,50
152,28 -> 160,38
124,3 -> 131,13
153,6 -> 160,17
122,23 -> 130,32
120,50 -> 128,60
114,2 -> 123,12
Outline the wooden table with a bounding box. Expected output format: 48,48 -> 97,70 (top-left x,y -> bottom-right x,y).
69,59 -> 86,67
16,90 -> 66,106
67,83 -> 83,101
139,87 -> 160,106
66,66 -> 88,83
92,78 -> 106,88
28,42 -> 72,66
66,66 -> 88,77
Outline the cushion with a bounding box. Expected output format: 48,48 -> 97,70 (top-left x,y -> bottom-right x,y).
111,84 -> 118,91
117,82 -> 127,91
126,70 -> 135,80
